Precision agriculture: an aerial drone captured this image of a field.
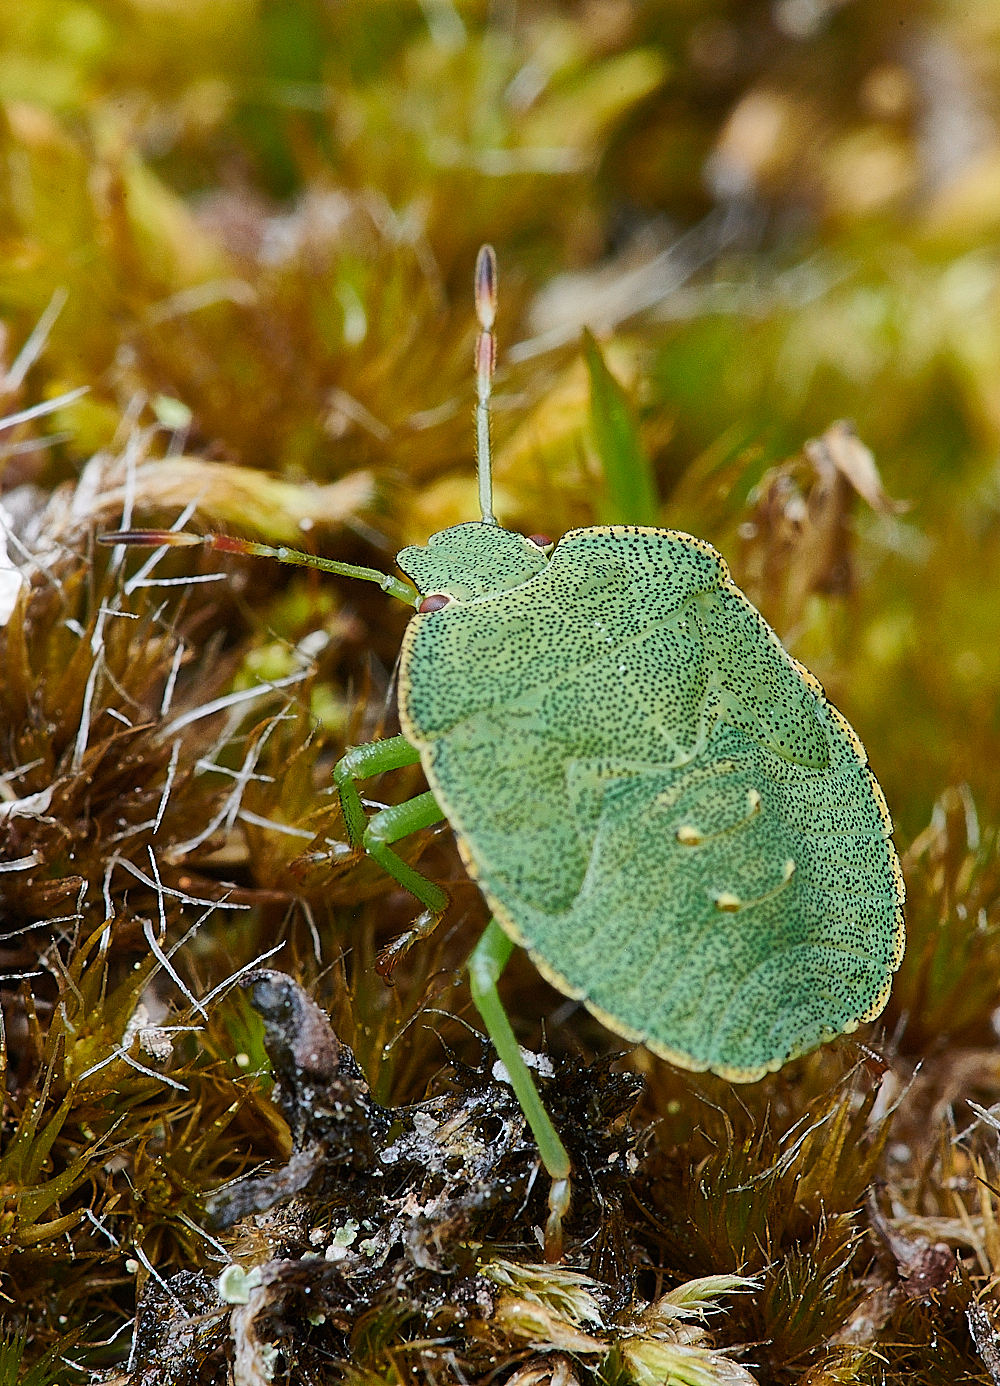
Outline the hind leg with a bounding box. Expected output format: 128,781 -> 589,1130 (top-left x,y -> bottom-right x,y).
469,919 -> 572,1263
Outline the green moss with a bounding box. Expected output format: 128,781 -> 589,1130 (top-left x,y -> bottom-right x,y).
4,0 -> 1000,1379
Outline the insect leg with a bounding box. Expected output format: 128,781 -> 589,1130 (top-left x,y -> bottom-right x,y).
334,739 -> 451,971
468,919 -> 572,1263
363,791 -> 450,915
333,734 -> 423,847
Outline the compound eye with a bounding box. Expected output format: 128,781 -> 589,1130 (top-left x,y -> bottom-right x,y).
527,533 -> 553,550
418,593 -> 451,613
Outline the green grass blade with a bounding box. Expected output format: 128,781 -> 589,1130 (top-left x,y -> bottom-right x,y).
0,1323 -> 79,1384
0,1327 -> 25,1386
584,328 -> 659,526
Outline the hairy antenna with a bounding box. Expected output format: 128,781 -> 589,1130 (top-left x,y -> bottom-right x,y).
97,529 -> 420,607
99,247 -> 506,581
474,244 -> 498,526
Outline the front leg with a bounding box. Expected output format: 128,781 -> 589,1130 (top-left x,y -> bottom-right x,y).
333,736 -> 449,936
333,734 -> 424,847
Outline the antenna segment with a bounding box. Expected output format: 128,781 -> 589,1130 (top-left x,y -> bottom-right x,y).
474,245 -> 498,526
101,251 -> 507,584
98,529 -> 420,607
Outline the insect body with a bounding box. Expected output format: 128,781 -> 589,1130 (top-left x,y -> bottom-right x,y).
102,246 -> 904,1258
396,520 -> 904,1082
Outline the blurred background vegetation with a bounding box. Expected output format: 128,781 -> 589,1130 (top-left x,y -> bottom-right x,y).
5,0 -> 1000,1380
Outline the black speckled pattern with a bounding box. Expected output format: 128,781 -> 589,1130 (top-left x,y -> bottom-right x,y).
397,523 -> 905,1081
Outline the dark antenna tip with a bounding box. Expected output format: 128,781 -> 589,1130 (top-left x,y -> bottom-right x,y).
475,244 -> 497,332
97,529 -> 204,548
474,246 -> 498,526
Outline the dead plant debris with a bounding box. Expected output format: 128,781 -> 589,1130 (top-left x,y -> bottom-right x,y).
6,0 -> 1000,1381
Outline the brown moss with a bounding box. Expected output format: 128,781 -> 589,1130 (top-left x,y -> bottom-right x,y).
5,0 -> 1000,1380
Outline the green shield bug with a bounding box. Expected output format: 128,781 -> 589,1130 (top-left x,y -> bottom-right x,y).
102,245 -> 905,1259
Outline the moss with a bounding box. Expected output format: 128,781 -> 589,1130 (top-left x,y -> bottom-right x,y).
4,0 -> 1000,1380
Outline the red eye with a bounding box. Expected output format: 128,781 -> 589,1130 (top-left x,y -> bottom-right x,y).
527,533 -> 552,549
418,594 -> 450,613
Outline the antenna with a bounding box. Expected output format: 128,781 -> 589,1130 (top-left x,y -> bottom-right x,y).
99,250 -> 508,587
474,244 -> 498,526
97,529 -> 420,606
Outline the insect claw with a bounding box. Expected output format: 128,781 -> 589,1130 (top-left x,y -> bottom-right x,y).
375,909 -> 442,980
374,937 -> 407,983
